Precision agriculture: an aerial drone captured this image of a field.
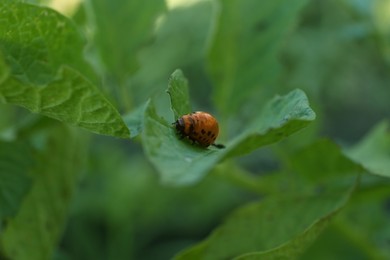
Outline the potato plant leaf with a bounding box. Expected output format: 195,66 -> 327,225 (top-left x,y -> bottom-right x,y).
0,141 -> 32,220
174,140 -> 362,259
175,179 -> 356,260
87,0 -> 166,79
129,1 -> 215,104
225,89 -> 316,157
290,139 -> 365,182
123,101 -> 149,138
166,69 -> 191,120
0,3 -> 130,138
344,121 -> 390,178
208,0 -> 308,115
142,71 -> 315,186
0,125 -> 86,260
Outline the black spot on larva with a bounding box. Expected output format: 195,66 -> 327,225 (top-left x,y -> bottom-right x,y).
211,134 -> 215,138
201,129 -> 206,134
207,131 -> 212,136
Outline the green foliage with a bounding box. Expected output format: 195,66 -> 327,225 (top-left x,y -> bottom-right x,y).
122,100 -> 148,138
87,0 -> 166,80
175,186 -> 354,260
174,137 -> 362,259
166,69 -> 191,120
290,139 -> 364,182
209,0 -> 308,116
0,2 -> 129,138
0,122 -> 86,260
345,121 -> 390,178
130,0 -> 215,105
144,72 -> 315,185
0,0 -> 389,259
0,141 -> 32,219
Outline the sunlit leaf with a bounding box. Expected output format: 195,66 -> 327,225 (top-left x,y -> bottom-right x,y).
0,3 -> 130,138
0,2 -> 94,85
1,66 -> 130,138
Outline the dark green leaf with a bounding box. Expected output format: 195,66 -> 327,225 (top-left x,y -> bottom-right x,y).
345,121 -> 390,178
166,69 -> 191,120
143,89 -> 315,186
0,51 -> 10,84
208,0 -> 309,115
0,3 -> 130,138
301,223 -> 388,260
0,125 -> 87,260
87,0 -> 166,80
0,141 -> 32,219
175,181 -> 356,260
290,139 -> 364,182
130,1 -> 215,105
173,139 -> 364,259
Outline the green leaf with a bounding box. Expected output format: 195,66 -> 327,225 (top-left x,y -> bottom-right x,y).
0,2 -> 94,85
0,51 -> 10,85
0,124 -> 87,260
166,69 -> 191,120
345,121 -> 390,178
174,181 -> 356,260
87,0 -> 166,80
0,3 -> 130,138
226,89 -> 316,157
290,139 -> 364,182
0,65 -> 130,138
208,0 -> 308,115
123,101 -> 149,138
143,87 -> 315,186
172,140 -> 363,259
130,1 -> 215,104
0,141 -> 32,219
332,193 -> 390,259
301,222 -> 388,260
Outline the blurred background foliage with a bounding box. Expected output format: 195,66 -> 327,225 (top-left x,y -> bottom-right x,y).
1,0 -> 390,259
